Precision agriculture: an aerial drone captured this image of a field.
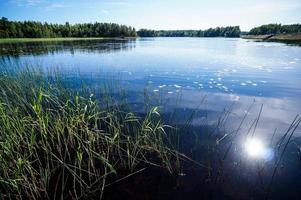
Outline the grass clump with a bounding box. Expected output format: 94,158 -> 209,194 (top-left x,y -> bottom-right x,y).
0,67 -> 181,199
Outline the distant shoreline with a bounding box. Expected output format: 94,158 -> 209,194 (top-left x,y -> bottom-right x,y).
0,37 -> 137,44
241,33 -> 301,43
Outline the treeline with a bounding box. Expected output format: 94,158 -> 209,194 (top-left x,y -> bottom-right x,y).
0,17 -> 137,38
137,26 -> 241,37
249,24 -> 301,35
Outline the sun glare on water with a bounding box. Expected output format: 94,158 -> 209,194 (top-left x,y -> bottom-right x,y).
245,138 -> 267,158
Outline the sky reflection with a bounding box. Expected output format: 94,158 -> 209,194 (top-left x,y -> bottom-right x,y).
1,38 -> 301,141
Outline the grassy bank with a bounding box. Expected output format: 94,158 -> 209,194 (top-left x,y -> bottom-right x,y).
0,37 -> 136,44
0,67 -> 185,199
241,33 -> 301,43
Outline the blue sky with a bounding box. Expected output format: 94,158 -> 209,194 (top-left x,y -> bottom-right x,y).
1,0 -> 301,31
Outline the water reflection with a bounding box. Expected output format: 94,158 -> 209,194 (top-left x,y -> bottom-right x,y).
245,137 -> 273,159
0,39 -> 136,56
1,37 -> 301,199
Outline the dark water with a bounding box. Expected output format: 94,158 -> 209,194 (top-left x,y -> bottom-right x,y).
1,38 -> 301,199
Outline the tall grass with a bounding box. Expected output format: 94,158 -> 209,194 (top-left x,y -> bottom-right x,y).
0,67 -> 183,199
0,65 -> 300,199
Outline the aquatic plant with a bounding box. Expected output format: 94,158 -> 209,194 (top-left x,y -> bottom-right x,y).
0,66 -> 183,199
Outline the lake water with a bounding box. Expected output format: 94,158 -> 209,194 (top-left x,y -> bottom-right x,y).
1,38 -> 300,137
1,37 -> 301,198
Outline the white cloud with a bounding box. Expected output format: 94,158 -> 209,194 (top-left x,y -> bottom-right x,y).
102,10 -> 109,14
107,1 -> 128,6
12,0 -> 44,6
49,3 -> 67,9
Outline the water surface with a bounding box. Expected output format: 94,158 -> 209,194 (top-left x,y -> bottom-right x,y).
1,37 -> 301,198
1,38 -> 300,136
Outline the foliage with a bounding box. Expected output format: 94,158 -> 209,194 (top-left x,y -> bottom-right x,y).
248,23 -> 301,35
0,17 -> 137,38
137,26 -> 241,38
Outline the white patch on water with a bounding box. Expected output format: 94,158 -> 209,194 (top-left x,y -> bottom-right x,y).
168,91 -> 173,94
230,95 -> 240,101
246,81 -> 252,84
241,83 -> 246,86
158,84 -> 166,88
252,83 -> 258,86
174,84 -> 182,88
153,89 -> 159,92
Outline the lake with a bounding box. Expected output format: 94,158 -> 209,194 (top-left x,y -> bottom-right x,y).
1,38 -> 300,136
1,37 -> 301,198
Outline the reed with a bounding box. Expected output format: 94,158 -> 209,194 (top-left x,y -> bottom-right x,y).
0,66 -> 183,199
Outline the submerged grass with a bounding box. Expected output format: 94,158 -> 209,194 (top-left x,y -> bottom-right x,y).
0,66 -> 183,199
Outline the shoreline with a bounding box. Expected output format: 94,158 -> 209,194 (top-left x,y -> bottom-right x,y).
241,33 -> 301,43
0,37 -> 137,44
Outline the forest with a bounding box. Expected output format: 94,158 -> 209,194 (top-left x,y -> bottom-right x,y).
0,18 -> 241,38
137,26 -> 241,37
248,24 -> 301,35
2,17 -> 301,39
0,17 -> 137,38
